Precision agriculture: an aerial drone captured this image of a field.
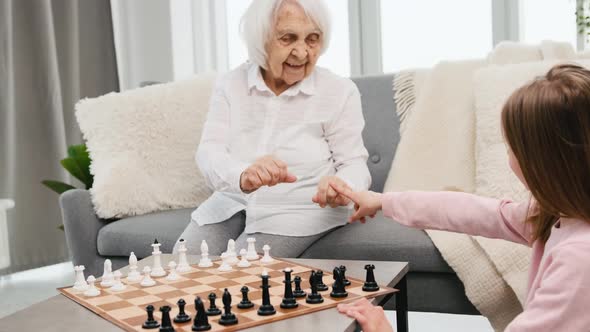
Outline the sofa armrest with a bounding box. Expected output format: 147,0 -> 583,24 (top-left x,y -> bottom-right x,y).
60,189 -> 106,276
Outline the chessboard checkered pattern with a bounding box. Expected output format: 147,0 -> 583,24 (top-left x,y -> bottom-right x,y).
60,258 -> 396,331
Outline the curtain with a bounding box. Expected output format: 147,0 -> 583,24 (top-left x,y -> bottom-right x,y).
0,0 -> 119,275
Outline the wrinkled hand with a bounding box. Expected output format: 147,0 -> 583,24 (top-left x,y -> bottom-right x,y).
312,176 -> 351,208
337,298 -> 394,332
329,181 -> 382,223
240,156 -> 297,193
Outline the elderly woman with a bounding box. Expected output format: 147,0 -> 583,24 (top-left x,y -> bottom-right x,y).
175,0 -> 370,257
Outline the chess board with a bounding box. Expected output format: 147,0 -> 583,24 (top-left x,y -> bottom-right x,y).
59,258 -> 396,331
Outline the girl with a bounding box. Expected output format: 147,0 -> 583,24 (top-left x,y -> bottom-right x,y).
333,64 -> 590,332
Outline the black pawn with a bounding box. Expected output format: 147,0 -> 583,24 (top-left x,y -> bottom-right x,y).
280,268 -> 298,309
257,272 -> 276,315
237,286 -> 254,309
218,288 -> 238,325
174,299 -> 191,323
340,265 -> 351,286
330,266 -> 348,298
362,264 -> 380,292
316,270 -> 328,291
191,297 -> 211,331
142,305 -> 160,329
306,270 -> 324,304
206,293 -> 221,316
159,306 -> 175,332
293,276 -> 306,298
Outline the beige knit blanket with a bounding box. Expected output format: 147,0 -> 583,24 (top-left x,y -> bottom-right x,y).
385,41 -> 576,331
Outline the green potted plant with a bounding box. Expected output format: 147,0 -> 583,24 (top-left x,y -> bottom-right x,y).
42,144 -> 93,229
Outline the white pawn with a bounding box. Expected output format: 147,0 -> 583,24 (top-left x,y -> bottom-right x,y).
83,276 -> 101,297
110,271 -> 127,292
100,259 -> 115,287
260,244 -> 274,264
217,253 -> 233,272
246,237 -> 259,261
140,266 -> 156,287
166,261 -> 180,281
226,239 -> 239,265
198,240 -> 213,268
237,249 -> 251,268
73,265 -> 89,291
176,239 -> 191,272
127,252 -> 141,282
150,239 -> 166,277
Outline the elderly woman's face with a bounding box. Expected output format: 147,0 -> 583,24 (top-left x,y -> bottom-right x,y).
264,1 -> 322,88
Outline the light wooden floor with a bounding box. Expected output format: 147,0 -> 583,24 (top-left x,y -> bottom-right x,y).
0,262 -> 494,331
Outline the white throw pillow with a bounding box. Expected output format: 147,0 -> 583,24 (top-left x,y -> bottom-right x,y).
473,60 -> 590,201
76,74 -> 217,219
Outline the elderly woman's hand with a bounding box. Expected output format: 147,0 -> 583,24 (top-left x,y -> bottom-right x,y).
240,155 -> 297,193
312,176 -> 351,208
337,298 -> 394,332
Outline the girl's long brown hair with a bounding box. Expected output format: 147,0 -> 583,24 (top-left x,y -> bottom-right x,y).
502,64 -> 590,243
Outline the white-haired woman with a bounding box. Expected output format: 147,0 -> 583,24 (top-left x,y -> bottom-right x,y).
174,0 -> 370,257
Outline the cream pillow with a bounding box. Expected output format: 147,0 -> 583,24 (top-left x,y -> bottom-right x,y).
76,74 -> 217,219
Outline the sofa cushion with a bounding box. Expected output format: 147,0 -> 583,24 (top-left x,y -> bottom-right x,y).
97,208 -> 192,258
301,213 -> 453,273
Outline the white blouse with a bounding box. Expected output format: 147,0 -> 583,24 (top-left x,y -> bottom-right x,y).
192,62 -> 370,236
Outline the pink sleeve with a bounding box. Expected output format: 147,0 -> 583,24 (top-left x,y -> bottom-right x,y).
505,244 -> 590,331
381,191 -> 533,246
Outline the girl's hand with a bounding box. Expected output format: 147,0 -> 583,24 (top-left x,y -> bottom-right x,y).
329,181 -> 382,223
337,298 -> 394,332
312,176 -> 351,208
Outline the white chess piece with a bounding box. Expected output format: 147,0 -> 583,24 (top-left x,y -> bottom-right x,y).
226,239 -> 239,265
83,276 -> 101,297
198,240 -> 213,268
73,265 -> 89,291
237,249 -> 251,268
176,239 -> 191,272
150,239 -> 166,277
217,253 -> 233,272
246,237 -> 259,260
140,266 -> 156,287
110,271 -> 127,291
166,261 -> 180,281
126,252 -> 141,282
100,259 -> 115,287
260,244 -> 274,263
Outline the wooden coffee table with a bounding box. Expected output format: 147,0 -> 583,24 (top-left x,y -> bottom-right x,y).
0,257 -> 409,332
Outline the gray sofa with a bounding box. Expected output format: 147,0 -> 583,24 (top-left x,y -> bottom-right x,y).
60,74 -> 478,315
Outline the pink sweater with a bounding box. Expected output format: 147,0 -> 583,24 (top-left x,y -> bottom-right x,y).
382,191 -> 590,331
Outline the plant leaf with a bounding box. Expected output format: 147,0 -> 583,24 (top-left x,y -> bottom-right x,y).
58,224 -> 64,231
61,144 -> 93,189
42,180 -> 76,194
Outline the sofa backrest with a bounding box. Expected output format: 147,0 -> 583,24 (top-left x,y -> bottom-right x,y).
351,74 -> 400,192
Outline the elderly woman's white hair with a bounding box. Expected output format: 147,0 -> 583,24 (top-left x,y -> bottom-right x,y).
240,0 -> 331,70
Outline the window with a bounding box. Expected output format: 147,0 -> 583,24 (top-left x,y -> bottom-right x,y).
520,0 -> 577,47
380,0 -> 493,72
225,0 -> 350,76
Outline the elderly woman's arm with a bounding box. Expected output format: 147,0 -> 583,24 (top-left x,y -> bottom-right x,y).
196,79 -> 250,194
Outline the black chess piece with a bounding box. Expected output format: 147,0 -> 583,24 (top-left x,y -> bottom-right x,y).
305,270 -> 324,304
339,265 -> 351,286
237,286 -> 254,309
316,270 -> 328,291
142,305 -> 160,329
159,305 -> 175,332
174,298 -> 191,323
206,292 -> 222,316
362,264 -> 380,292
280,268 -> 298,309
257,272 -> 276,315
191,297 -> 211,331
330,266 -> 348,298
218,288 -> 238,325
293,276 -> 306,298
